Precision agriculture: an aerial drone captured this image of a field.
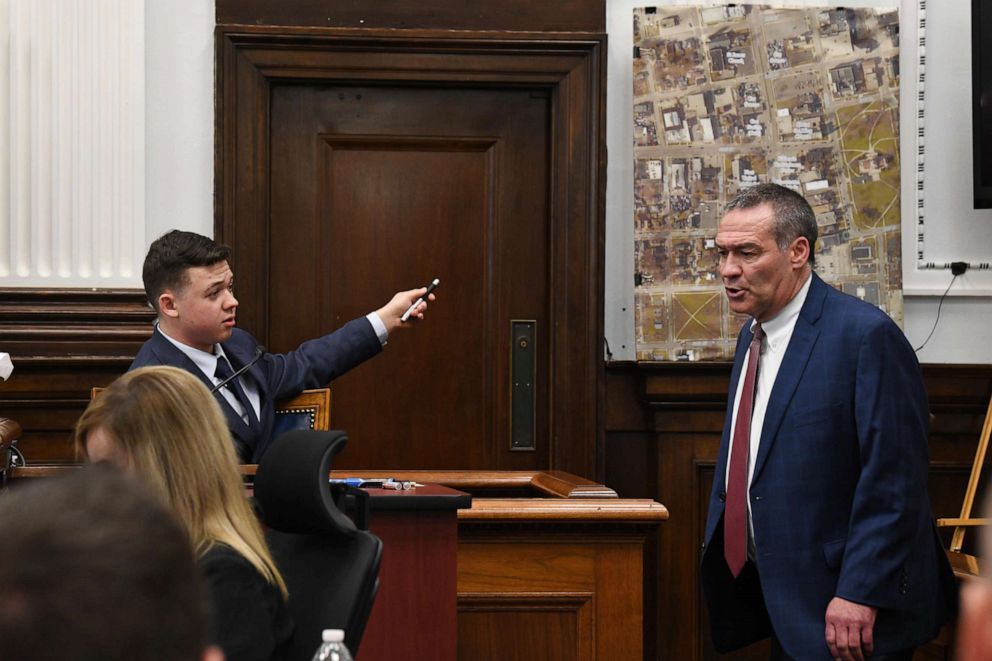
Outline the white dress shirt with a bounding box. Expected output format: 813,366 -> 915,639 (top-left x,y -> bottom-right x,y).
157,327 -> 262,422
725,273 -> 812,554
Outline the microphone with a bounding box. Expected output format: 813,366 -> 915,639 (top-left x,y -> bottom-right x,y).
210,345 -> 265,394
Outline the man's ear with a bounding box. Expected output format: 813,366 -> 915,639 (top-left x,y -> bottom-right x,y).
790,236 -> 811,269
158,290 -> 180,319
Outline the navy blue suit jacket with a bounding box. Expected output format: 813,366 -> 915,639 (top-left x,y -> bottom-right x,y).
129,318 -> 381,462
701,274 -> 955,658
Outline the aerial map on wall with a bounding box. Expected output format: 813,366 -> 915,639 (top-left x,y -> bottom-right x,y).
632,4 -> 902,360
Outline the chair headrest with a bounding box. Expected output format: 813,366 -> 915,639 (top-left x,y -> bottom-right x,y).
253,429 -> 357,538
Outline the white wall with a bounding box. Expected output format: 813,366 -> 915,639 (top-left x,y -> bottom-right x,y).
605,0 -> 992,364
144,0 -> 214,243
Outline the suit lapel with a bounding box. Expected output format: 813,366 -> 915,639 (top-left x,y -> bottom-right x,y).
749,274 -> 826,485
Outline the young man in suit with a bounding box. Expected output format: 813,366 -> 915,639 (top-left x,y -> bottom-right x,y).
130,230 -> 434,462
700,184 -> 955,660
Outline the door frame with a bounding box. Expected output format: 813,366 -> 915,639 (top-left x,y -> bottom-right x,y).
215,26 -> 606,479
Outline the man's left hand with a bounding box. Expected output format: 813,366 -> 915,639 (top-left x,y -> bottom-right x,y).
825,597 -> 877,661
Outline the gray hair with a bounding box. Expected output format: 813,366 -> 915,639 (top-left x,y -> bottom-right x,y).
725,183 -> 818,266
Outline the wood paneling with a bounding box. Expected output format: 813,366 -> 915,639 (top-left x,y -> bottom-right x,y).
215,27 -> 606,478
216,0 -> 605,33
0,289 -> 153,464
0,288 -> 152,358
605,360 -> 992,661
458,525 -> 661,660
360,505 -> 460,661
458,595 -> 593,661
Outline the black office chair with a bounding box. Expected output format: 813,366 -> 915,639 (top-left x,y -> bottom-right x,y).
253,429 -> 382,659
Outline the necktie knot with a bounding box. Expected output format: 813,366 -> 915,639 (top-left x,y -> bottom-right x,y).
214,356 -> 234,381
751,323 -> 765,345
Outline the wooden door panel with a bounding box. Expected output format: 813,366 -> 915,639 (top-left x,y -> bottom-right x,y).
269,84 -> 549,469
458,607 -> 589,661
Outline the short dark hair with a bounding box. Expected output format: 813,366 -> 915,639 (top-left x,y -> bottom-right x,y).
142,230 -> 231,312
725,183 -> 818,266
0,465 -> 212,661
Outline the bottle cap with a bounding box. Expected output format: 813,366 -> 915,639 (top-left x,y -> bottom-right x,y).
322,629 -> 345,643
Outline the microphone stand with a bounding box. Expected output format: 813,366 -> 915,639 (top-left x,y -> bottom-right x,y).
210,345 -> 266,394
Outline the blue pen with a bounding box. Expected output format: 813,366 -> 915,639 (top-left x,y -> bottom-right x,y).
329,478 -> 364,488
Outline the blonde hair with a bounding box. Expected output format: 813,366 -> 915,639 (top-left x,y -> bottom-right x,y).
74,366 -> 287,597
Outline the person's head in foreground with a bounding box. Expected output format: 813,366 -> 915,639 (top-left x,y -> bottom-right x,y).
74,365 -> 285,595
0,465 -> 222,661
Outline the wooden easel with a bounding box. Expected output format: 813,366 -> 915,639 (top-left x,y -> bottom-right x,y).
936,393 -> 992,578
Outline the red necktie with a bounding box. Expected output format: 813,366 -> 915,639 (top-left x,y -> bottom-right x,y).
725,323 -> 764,578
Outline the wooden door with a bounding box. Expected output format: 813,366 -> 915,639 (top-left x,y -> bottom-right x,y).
268,85 -> 549,469
216,30 -> 604,477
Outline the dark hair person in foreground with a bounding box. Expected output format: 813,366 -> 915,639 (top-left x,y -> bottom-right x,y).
0,464 -> 222,661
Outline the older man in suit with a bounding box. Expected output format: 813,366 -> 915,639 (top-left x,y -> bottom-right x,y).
130,230 -> 434,462
700,184 -> 955,659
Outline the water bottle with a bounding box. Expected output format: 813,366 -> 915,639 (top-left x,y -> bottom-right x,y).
310,629 -> 353,661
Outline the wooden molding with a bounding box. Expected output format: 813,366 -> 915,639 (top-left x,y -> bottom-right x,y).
0,288 -> 153,363
216,0 -> 605,33
459,498 -> 667,522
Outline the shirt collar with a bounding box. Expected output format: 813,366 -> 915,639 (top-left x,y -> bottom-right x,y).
750,272 -> 812,352
156,325 -> 223,377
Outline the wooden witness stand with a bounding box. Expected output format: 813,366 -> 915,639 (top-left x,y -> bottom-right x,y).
7,464 -> 667,660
